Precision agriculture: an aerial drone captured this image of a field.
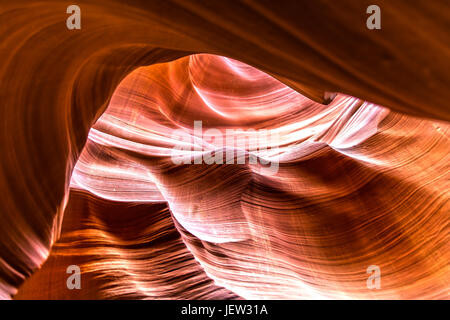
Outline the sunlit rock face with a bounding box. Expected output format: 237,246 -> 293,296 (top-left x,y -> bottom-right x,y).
16,54 -> 450,299
0,1 -> 449,300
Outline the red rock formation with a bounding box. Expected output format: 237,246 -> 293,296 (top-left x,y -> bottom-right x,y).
0,1 -> 448,299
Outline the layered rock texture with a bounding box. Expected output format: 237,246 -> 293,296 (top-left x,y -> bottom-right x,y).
0,1 -> 448,299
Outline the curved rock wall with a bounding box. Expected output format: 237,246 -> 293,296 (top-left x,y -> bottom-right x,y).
0,1 -> 448,299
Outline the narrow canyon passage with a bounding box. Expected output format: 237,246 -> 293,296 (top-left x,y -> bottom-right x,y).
0,1 -> 448,300
14,54 -> 450,299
